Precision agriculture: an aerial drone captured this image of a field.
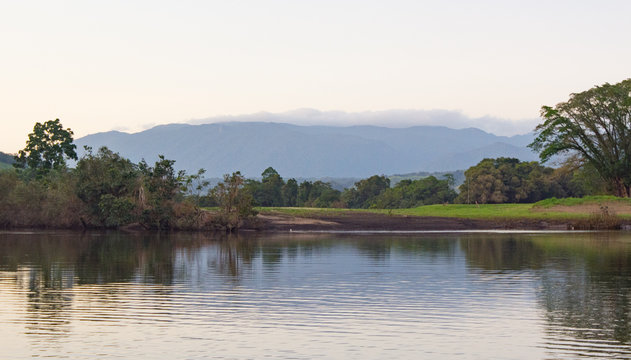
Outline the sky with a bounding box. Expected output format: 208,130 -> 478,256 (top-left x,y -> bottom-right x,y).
1,0 -> 630,153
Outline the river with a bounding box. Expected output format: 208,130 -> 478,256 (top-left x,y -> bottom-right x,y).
1,230 -> 630,359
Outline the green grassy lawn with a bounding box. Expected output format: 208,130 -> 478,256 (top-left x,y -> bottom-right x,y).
0,162 -> 12,170
257,204 -> 547,219
256,196 -> 631,221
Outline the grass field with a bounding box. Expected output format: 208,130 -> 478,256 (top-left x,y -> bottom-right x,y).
257,196 -> 631,221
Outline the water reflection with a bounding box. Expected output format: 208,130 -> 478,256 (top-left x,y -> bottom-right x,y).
460,233 -> 631,358
531,235 -> 631,357
1,230 -> 631,359
461,235 -> 546,271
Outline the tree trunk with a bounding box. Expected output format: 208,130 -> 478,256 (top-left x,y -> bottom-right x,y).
613,178 -> 631,197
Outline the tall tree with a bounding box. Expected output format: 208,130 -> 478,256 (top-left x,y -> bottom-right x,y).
212,171 -> 256,231
138,155 -> 185,229
282,178 -> 298,206
251,167 -> 284,206
75,146 -> 139,227
457,158 -> 577,204
14,119 -> 77,174
342,175 -> 390,208
529,79 -> 631,197
374,176 -> 457,208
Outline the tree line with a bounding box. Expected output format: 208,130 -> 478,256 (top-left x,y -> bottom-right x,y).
0,119 -> 616,233
2,78 -> 630,229
232,157 -> 608,208
207,167 -> 458,209
456,157 -> 607,204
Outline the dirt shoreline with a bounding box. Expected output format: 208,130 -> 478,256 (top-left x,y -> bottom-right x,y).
4,210 -> 626,233
247,212 -> 573,232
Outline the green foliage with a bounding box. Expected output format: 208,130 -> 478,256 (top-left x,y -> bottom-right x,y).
248,167 -> 284,206
245,167 -> 342,208
297,180 -> 341,207
457,158 -> 582,204
373,176 -> 457,208
529,79 -> 631,197
14,119 -> 77,175
182,168 -> 210,206
75,147 -> 139,227
342,175 -> 390,208
3,121 -> 211,230
0,169 -> 85,228
564,162 -> 612,196
389,170 -> 465,187
211,171 -> 257,231
138,155 -> 186,230
98,194 -> 136,228
282,178 -> 298,206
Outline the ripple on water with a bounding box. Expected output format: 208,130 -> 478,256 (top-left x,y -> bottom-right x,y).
1,232 -> 631,359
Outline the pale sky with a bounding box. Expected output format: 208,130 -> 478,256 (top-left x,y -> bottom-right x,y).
1,0 -> 630,153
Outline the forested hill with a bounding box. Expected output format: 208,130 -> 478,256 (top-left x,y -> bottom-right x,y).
75,122 -> 537,178
0,151 -> 14,169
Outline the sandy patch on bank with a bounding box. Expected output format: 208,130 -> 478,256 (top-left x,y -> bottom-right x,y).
256,214 -> 340,226
252,211 -> 570,231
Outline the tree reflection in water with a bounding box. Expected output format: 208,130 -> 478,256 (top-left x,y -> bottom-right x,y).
461,233 -> 631,356
2,230 -> 631,358
532,234 -> 631,347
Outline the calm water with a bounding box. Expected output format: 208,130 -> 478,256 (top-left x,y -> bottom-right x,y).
1,231 -> 631,359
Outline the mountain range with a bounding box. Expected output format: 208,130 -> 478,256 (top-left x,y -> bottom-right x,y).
75,122 -> 538,178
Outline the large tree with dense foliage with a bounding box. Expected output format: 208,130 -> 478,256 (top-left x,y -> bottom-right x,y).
342,175 -> 390,208
457,158 -> 580,204
211,171 -> 256,231
246,167 -> 284,206
75,146 -> 139,227
14,119 -> 77,174
529,79 -> 631,197
138,155 -> 187,229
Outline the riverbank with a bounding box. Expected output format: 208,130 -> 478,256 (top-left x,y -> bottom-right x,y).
249,198 -> 631,231
250,211 -> 571,231
4,198 -> 630,233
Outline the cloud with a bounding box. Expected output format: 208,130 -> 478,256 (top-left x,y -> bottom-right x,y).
190,109 -> 539,136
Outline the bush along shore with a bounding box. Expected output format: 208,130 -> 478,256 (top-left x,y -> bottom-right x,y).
2,143 -> 257,232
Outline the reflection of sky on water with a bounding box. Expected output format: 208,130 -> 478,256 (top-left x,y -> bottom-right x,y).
1,231 -> 631,359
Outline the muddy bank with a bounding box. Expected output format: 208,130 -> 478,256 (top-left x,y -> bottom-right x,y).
247,212 -> 572,232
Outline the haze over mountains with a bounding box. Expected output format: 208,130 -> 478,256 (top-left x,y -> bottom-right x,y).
76,120 -> 538,178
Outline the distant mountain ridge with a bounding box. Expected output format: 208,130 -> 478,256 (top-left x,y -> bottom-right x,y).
0,151 -> 14,170
75,122 -> 538,178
